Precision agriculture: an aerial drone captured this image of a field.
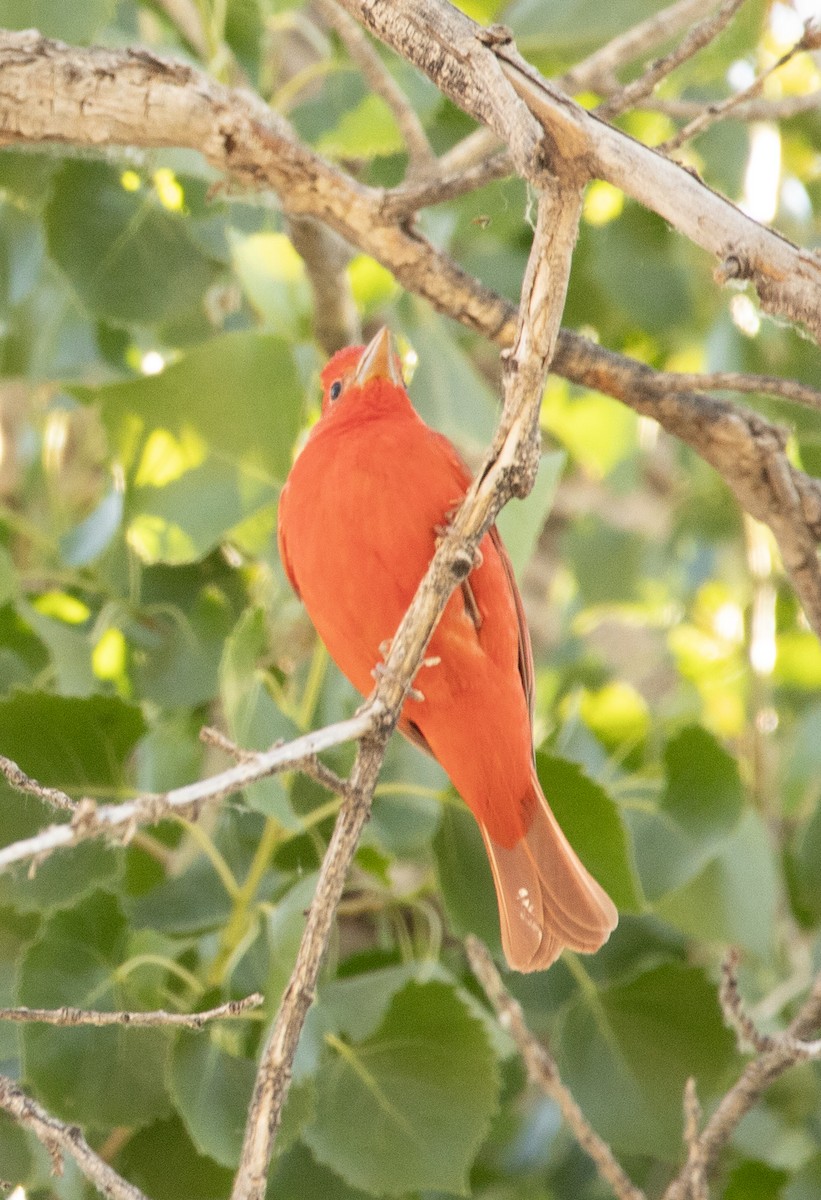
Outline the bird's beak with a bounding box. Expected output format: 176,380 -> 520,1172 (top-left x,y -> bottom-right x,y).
353,327 -> 404,388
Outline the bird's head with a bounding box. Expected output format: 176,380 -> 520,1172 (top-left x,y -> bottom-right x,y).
320,326 -> 404,414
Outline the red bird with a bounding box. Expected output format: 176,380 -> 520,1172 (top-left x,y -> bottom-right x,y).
277,327 -> 617,971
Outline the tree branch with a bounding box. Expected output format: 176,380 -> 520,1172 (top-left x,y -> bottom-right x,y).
0,31 -> 816,642
0,711 -> 374,871
466,936 -> 646,1200
557,0 -> 729,94
663,953 -> 821,1200
336,1 -> 821,343
0,993 -> 263,1029
0,1075 -> 150,1200
596,0 -> 746,119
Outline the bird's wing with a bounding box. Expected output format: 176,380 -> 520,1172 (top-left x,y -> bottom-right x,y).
429,428 -> 535,724
489,526 -> 535,725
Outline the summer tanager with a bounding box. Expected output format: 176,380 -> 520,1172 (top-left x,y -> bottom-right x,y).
277,327 -> 617,971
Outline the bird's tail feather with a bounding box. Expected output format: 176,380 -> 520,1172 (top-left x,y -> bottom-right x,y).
480,768 -> 618,972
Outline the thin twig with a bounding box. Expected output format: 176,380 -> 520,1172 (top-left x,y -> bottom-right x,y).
0,754 -> 78,813
720,949 -> 821,1059
649,90 -> 821,122
466,937 -> 646,1200
0,993 -> 263,1029
200,726 -> 349,795
313,0 -> 437,176
663,958 -> 821,1199
597,0 -> 747,119
0,712 -> 374,872
0,1075 -> 150,1200
660,21 -> 821,152
558,0 -> 726,94
682,1078 -> 708,1200
379,150 -> 514,218
230,177 -> 586,1200
655,370 -> 821,414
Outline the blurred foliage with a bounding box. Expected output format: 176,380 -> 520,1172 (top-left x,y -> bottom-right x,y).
0,0 -> 820,1198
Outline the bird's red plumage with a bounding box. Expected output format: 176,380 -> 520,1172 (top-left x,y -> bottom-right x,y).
277,329 -> 617,970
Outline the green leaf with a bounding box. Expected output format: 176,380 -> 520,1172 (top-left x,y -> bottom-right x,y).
495,451 -> 565,580
46,161 -> 218,324
404,307 -> 499,453
0,693 -> 143,911
306,980 -> 500,1195
0,0 -> 115,40
171,1028 -> 256,1167
558,961 -> 738,1160
656,810 -> 778,957
0,907 -> 38,1071
127,856 -> 234,936
724,1160 -> 790,1200
229,230 -> 312,334
88,329 -> 302,484
627,725 -> 745,903
317,95 -> 404,159
0,199 -> 44,307
0,1112 -> 32,1189
0,688 -> 144,791
133,579 -> 236,708
119,1116 -> 235,1200
18,892 -> 171,1127
661,725 -> 744,840
795,797 -> 821,923
434,800 -> 504,958
59,487 -> 124,567
270,1141 -> 371,1200
536,752 -> 642,911
219,607 -> 298,824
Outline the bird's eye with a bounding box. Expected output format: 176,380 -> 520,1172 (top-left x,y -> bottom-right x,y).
329,380 -> 343,402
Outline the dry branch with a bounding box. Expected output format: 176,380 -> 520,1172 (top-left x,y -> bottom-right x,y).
0,1075 -> 150,1200
663,953 -> 821,1200
0,993 -> 263,1029
596,0 -> 746,118
336,0 -> 821,342
466,936 -> 646,1200
0,712 -> 373,871
558,0 -> 728,94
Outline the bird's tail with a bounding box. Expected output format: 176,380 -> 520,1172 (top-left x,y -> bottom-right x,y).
480,767 -> 618,972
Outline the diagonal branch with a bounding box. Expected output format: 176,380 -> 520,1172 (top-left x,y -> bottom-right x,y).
466,936 -> 646,1200
596,0 -> 746,119
0,1074 -> 151,1200
336,1 -> 821,343
663,954 -> 821,1200
0,712 -> 373,872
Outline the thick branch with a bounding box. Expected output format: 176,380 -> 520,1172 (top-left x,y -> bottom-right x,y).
337,1 -> 821,343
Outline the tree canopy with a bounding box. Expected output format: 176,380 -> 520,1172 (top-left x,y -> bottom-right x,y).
0,1 -> 819,1199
